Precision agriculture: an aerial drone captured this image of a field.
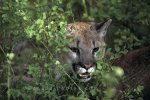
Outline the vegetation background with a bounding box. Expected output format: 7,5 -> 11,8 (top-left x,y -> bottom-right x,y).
0,0 -> 150,100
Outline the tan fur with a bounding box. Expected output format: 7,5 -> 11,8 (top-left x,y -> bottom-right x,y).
67,22 -> 104,46
67,22 -> 100,42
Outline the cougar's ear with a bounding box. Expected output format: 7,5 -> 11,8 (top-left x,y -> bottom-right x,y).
94,19 -> 112,38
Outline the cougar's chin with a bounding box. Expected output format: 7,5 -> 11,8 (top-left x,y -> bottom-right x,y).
76,73 -> 91,82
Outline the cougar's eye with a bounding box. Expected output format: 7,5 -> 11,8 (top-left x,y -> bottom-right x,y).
93,47 -> 99,53
69,47 -> 79,53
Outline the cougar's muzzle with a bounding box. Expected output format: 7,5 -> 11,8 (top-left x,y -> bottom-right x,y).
72,62 -> 97,82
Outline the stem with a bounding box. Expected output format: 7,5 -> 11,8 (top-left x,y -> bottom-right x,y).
82,0 -> 88,16
0,45 -> 13,100
7,61 -> 11,100
60,65 -> 85,95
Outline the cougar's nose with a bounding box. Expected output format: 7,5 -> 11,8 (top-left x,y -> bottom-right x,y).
84,64 -> 92,69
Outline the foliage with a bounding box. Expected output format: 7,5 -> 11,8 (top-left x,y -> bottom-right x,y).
0,0 -> 149,100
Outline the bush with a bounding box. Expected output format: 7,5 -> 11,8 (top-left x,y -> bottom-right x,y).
0,0 -> 149,99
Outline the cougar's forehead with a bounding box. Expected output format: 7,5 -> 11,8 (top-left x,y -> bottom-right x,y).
67,22 -> 102,47
67,22 -> 97,37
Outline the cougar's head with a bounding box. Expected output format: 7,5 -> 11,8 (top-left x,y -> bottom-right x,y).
66,19 -> 112,82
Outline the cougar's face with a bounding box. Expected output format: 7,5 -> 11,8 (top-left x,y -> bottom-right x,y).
69,39 -> 103,82
67,19 -> 112,82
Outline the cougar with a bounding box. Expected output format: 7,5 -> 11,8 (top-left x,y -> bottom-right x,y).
12,19 -> 112,82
